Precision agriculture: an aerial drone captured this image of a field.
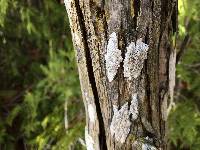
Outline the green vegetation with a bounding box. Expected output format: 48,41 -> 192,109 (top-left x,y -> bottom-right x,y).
0,0 -> 199,149
168,0 -> 200,149
0,0 -> 84,149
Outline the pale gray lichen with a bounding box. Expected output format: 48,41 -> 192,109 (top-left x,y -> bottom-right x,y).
88,104 -> 96,123
130,94 -> 139,120
105,32 -> 123,82
110,94 -> 139,143
85,127 -> 95,150
110,103 -> 131,143
123,39 -> 149,80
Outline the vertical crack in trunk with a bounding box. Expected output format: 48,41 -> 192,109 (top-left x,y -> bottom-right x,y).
145,62 -> 153,126
74,0 -> 107,149
133,0 -> 141,31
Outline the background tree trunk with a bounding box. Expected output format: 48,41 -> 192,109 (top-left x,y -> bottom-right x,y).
64,0 -> 177,149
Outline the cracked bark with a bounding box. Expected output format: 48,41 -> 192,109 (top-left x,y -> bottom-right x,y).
64,0 -> 177,149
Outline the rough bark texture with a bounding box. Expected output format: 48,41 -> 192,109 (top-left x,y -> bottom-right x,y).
64,0 -> 177,149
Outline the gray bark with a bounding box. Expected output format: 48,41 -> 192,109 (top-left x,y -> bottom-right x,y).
64,0 -> 177,149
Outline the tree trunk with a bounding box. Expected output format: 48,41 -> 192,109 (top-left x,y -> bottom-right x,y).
64,0 -> 177,149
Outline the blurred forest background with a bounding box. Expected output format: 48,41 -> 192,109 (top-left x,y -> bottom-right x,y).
0,0 -> 199,150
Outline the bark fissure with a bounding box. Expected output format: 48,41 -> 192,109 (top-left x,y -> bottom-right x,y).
74,0 -> 107,149
133,0 -> 141,31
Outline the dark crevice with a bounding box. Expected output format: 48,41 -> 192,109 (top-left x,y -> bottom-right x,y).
145,0 -> 154,136
133,0 -> 141,31
160,0 -> 168,32
118,30 -> 126,107
144,60 -> 153,125
171,0 -> 178,33
151,0 -> 154,13
145,27 -> 149,44
74,0 -> 107,150
166,44 -> 172,91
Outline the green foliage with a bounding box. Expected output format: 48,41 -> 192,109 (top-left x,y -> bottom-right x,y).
168,0 -> 200,149
168,101 -> 200,149
0,0 -> 9,26
176,0 -> 200,104
20,50 -> 84,149
0,0 -> 200,149
0,0 -> 85,149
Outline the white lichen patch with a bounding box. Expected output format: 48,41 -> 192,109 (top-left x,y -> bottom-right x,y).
123,39 -> 149,80
110,103 -> 131,143
85,127 -> 95,150
105,32 -> 123,82
110,94 -> 139,143
130,94 -> 139,120
88,104 -> 96,123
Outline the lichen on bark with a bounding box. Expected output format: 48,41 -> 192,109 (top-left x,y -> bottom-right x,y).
110,94 -> 139,143
105,32 -> 123,82
123,39 -> 149,80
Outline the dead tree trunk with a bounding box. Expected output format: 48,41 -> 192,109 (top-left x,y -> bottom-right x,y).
64,0 -> 177,149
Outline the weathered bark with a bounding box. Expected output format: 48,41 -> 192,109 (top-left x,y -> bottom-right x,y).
64,0 -> 177,149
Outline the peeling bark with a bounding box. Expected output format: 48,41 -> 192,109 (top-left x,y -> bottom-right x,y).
64,0 -> 177,149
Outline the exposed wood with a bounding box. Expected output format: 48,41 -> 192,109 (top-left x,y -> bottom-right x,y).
64,0 -> 177,149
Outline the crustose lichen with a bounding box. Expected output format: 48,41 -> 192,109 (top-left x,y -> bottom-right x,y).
105,32 -> 123,82
110,94 -> 139,143
123,39 -> 149,80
